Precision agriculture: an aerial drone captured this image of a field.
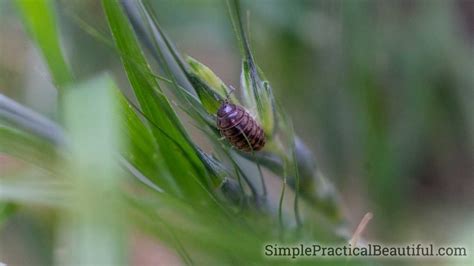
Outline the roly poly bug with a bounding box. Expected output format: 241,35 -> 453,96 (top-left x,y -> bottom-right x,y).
216,98 -> 266,152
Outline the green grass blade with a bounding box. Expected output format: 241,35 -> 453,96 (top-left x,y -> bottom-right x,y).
288,123 -> 302,227
117,92 -> 176,193
15,0 -> 73,89
122,1 -> 229,124
132,1 -> 218,124
121,0 -> 194,94
103,0 -> 210,200
227,0 -> 275,136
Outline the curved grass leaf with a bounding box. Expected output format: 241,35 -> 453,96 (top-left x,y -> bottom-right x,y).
15,0 -> 73,90
0,94 -> 65,145
120,0 -> 195,94
117,92 -> 175,193
0,124 -> 58,172
121,1 -> 225,123
119,2 -> 257,207
103,0 -> 212,200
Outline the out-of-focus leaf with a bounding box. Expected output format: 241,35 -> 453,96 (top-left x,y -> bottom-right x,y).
0,125 -> 58,171
0,93 -> 62,171
0,203 -> 17,228
61,74 -> 125,266
15,0 -> 73,89
127,193 -> 267,265
0,94 -> 65,145
0,178 -> 66,208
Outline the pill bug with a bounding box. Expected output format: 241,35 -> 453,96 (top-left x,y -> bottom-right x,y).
217,100 -> 266,152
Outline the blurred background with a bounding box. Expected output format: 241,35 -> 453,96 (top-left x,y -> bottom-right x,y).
1,0 -> 473,265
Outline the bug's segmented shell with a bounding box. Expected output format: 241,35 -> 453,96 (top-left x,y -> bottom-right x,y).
217,102 -> 265,152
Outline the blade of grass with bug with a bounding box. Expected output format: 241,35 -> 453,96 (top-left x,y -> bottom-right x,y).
119,1 -> 269,209
126,0 -> 345,227
65,10 -> 238,202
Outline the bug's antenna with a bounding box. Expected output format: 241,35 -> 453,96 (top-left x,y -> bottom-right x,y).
224,86 -> 236,103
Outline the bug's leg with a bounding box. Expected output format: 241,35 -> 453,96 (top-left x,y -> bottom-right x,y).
218,130 -> 226,141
